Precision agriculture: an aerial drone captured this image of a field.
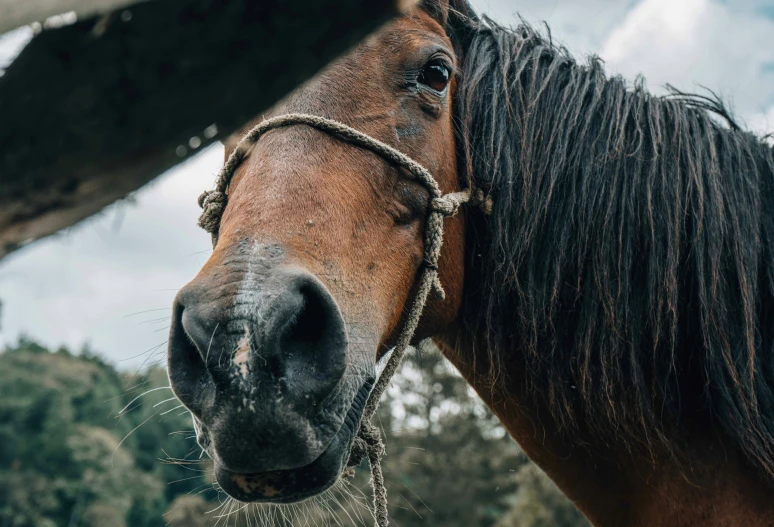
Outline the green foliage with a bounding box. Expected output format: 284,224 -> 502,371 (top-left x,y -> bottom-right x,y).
165,495 -> 212,527
374,347 -> 525,526
0,339 -> 206,527
495,464 -> 590,527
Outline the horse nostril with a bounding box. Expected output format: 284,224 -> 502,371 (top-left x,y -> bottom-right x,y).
167,293 -> 212,415
276,278 -> 348,406
281,286 -> 329,362
167,271 -> 348,421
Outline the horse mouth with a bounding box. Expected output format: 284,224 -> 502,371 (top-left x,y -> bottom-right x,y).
214,377 -> 373,503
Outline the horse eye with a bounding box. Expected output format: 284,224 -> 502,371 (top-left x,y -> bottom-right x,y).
418,61 -> 451,92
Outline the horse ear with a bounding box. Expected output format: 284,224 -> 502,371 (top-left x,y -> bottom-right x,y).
420,0 -> 450,27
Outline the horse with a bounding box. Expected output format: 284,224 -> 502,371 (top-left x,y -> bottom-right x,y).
166,1 -> 774,525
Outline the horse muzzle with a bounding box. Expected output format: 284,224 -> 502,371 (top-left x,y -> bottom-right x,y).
167,249 -> 372,501
209,378 -> 371,503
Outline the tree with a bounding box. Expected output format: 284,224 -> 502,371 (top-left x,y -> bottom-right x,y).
495,464 -> 590,527
0,339 -> 208,527
372,345 -> 526,527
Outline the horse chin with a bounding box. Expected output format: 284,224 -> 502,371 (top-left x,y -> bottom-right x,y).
213,377 -> 373,504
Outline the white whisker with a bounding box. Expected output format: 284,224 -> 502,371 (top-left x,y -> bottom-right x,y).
160,403 -> 186,416
117,386 -> 171,415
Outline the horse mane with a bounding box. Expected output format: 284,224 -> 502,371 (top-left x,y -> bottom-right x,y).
448,5 -> 774,480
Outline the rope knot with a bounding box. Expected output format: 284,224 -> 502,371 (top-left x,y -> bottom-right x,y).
361,423 -> 385,456
431,195 -> 463,216
197,190 -> 227,236
345,435 -> 369,471
343,434 -> 369,478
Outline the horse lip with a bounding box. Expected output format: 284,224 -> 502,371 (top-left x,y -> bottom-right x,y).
214,375 -> 374,503
215,463 -> 329,504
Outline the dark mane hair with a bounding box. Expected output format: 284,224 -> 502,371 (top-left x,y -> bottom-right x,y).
449,5 -> 774,479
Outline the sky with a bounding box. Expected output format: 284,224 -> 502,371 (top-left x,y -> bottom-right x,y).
1,0 -> 773,367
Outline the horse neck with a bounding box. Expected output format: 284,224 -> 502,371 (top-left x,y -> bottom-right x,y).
432,328 -> 774,527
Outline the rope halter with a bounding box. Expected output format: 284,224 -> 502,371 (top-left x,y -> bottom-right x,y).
197,113 -> 491,527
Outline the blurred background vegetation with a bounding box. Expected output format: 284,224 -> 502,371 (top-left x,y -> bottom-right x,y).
0,338 -> 589,527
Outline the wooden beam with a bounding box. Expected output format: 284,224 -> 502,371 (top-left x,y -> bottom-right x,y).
0,0 -> 409,258
0,0 -> 142,35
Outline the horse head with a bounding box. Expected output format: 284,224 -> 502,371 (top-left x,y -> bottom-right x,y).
167,0 -> 469,503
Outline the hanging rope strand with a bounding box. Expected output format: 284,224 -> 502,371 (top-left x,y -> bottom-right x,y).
197,113 -> 490,527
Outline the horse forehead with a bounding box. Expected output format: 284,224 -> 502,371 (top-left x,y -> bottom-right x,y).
377,17 -> 453,62
395,8 -> 451,42
302,18 -> 452,103
345,9 -> 452,66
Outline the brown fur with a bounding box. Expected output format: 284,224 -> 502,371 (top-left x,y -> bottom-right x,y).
437,329 -> 774,526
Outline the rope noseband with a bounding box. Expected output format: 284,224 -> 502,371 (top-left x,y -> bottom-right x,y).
197,113 -> 490,527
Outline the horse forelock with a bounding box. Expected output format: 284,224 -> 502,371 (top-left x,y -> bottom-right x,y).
448,3 -> 774,481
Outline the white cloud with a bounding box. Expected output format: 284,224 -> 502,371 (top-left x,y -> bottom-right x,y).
472,0 -> 634,56
600,0 -> 774,116
747,105 -> 774,141
0,26 -> 32,74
